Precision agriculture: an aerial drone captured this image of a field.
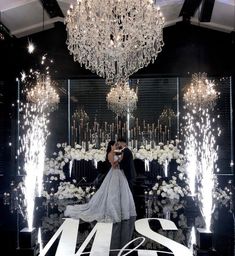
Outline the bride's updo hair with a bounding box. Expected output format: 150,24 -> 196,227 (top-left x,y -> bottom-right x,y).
106,140 -> 116,161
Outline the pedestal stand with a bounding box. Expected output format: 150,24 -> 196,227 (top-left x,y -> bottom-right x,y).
193,228 -> 217,256
16,227 -> 39,256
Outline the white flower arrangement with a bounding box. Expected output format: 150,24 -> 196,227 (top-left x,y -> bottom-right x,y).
42,177 -> 95,201
42,140 -> 232,206
45,140 -> 183,171
213,186 -> 233,208
151,173 -> 190,200
133,140 -> 184,164
44,158 -> 66,181
42,140 -> 189,200
149,143 -> 191,200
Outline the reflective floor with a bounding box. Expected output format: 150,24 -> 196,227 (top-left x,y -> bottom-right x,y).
0,190 -> 234,256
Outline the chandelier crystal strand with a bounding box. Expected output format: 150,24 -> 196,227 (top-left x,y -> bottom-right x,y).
65,0 -> 165,84
106,80 -> 138,117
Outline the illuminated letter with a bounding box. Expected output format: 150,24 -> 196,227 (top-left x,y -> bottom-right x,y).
75,222 -> 113,256
39,218 -> 113,256
135,218 -> 192,256
39,218 -> 80,256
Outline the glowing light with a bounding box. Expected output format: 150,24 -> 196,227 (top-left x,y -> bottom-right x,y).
38,227 -> 43,251
188,226 -> 196,252
145,159 -> 150,172
106,80 -> 138,117
27,41 -> 35,54
27,74 -> 59,111
183,116 -> 197,195
69,159 -> 74,177
65,0 -> 164,84
183,73 -> 219,110
19,71 -> 59,229
183,73 -> 220,231
20,102 -> 49,229
164,160 -> 168,177
21,71 -> 26,82
198,108 -> 218,230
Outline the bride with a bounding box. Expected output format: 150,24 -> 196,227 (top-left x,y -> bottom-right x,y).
64,140 -> 136,223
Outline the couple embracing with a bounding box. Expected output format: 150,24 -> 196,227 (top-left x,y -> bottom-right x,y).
64,138 -> 137,223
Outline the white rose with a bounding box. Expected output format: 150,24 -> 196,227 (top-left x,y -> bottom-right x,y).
179,173 -> 184,180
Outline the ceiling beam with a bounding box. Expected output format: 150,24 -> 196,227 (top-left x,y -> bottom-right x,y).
179,0 -> 216,23
179,0 -> 202,18
39,0 -> 64,18
199,0 -> 215,22
0,22 -> 12,40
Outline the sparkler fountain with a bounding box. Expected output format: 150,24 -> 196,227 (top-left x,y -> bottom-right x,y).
20,72 -> 59,230
183,73 -> 220,252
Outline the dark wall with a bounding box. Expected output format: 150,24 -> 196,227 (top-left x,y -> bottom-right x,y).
0,80 -> 17,191
0,21 -> 235,80
145,22 -> 235,77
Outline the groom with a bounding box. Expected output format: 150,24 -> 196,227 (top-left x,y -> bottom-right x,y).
117,138 -> 136,194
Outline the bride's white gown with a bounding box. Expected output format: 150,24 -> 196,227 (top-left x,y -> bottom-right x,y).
64,157 -> 136,223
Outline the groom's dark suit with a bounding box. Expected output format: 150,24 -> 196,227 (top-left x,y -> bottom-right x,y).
119,147 -> 136,193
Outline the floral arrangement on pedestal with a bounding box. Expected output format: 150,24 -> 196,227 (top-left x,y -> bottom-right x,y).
151,172 -> 190,200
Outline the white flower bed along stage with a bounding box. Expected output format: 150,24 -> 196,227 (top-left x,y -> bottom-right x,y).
43,140 -> 191,201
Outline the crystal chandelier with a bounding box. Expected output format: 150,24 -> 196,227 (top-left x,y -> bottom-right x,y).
183,73 -> 219,110
27,74 -> 59,111
65,0 -> 165,84
106,80 -> 138,117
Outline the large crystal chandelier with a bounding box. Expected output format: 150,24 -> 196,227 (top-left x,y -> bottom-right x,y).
106,80 -> 138,117
65,0 -> 165,84
27,74 -> 59,111
183,73 -> 219,110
